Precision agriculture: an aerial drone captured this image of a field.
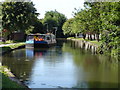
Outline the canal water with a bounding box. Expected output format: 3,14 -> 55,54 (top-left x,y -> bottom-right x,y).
2,40 -> 118,88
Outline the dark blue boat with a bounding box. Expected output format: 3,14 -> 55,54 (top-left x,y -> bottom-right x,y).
26,33 -> 56,48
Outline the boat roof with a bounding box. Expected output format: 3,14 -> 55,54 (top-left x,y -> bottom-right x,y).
28,33 -> 54,36
28,34 -> 45,36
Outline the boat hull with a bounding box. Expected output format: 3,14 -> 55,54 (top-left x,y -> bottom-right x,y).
26,44 -> 34,48
34,43 -> 50,48
26,43 -> 56,48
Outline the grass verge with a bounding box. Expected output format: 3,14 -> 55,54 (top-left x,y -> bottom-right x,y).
67,37 -> 102,46
4,43 -> 25,49
1,43 -> 25,54
1,73 -> 26,89
0,40 -> 25,45
0,66 -> 27,89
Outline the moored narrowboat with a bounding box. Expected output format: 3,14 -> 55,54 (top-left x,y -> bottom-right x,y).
26,33 -> 56,48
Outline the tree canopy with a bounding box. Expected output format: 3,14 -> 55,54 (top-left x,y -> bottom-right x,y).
62,2 -> 120,59
2,1 -> 38,34
42,10 -> 67,38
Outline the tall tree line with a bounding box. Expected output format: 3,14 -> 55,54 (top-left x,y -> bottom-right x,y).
62,2 -> 120,59
1,1 -> 41,39
1,1 -> 67,39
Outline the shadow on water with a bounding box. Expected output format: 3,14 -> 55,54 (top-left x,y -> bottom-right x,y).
2,40 -> 118,88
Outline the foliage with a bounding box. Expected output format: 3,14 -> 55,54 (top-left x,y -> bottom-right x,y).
32,19 -> 44,34
2,1 -> 38,38
62,2 -> 120,59
25,25 -> 34,34
98,2 -> 120,59
0,2 -> 2,33
43,10 -> 67,37
62,18 -> 74,35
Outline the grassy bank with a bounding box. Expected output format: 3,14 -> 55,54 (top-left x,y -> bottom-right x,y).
67,37 -> 118,61
0,43 -> 29,89
1,43 -> 25,54
0,40 -> 14,45
67,37 -> 102,46
2,73 -> 26,89
0,66 -> 27,89
3,43 -> 25,49
0,40 -> 25,45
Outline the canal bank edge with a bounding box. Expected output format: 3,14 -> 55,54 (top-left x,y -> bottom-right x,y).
67,37 -> 100,46
67,38 -> 119,62
0,66 -> 30,89
67,38 -> 99,49
0,43 -> 25,55
0,43 -> 30,89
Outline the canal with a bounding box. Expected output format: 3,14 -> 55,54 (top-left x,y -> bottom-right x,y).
2,40 -> 118,88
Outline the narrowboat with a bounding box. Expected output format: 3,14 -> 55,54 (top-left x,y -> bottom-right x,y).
26,33 -> 56,48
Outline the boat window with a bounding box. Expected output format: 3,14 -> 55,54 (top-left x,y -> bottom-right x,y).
27,36 -> 34,41
38,35 -> 45,39
46,37 -> 50,40
53,36 -> 55,39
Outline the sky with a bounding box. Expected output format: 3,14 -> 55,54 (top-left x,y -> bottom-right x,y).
32,0 -> 85,19
0,0 -> 85,19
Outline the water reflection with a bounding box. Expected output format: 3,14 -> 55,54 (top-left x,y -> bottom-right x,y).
2,40 -> 118,88
68,40 -> 97,55
26,49 -> 34,60
2,49 -> 34,81
62,41 -> 118,88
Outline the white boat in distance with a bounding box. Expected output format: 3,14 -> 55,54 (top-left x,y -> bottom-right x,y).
26,33 -> 56,48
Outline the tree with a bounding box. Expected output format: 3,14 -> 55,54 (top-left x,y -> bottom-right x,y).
98,2 -> 120,58
43,10 -> 67,38
62,18 -> 74,36
84,2 -> 102,41
62,2 -> 120,59
32,19 -> 44,34
2,1 -> 38,39
0,2 -> 3,36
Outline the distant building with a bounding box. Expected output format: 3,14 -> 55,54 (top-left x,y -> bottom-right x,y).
11,32 -> 25,41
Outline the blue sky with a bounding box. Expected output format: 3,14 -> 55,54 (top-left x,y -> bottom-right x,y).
32,0 -> 85,19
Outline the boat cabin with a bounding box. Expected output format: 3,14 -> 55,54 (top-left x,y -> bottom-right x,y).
26,33 -> 56,48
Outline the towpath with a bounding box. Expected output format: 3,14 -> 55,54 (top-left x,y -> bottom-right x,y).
0,43 -> 17,47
